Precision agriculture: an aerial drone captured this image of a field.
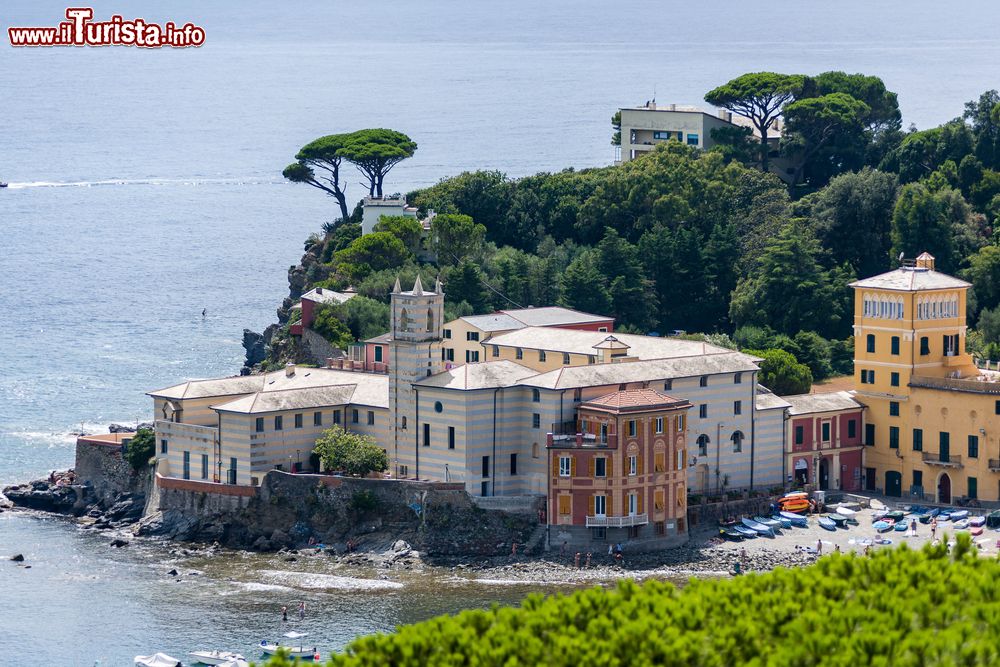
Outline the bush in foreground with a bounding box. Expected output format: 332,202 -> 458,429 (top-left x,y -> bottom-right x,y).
260,535 -> 997,666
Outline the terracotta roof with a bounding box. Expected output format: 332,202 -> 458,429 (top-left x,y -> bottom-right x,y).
580,388 -> 689,413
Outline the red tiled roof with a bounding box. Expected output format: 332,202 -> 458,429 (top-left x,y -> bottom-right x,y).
580,388 -> 689,413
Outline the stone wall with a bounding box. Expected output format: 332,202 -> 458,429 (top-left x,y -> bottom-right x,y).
686,496 -> 777,527
74,438 -> 149,507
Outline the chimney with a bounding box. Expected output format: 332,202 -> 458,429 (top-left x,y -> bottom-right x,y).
285,363 -> 295,377
915,252 -> 936,270
316,287 -> 323,295
718,109 -> 727,120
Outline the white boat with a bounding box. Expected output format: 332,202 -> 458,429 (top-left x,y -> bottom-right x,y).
135,654 -> 182,667
189,650 -> 246,665
260,632 -> 317,660
836,506 -> 856,517
218,660 -> 249,667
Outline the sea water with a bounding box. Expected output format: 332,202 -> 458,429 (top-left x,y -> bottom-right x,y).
2,0 -> 1000,662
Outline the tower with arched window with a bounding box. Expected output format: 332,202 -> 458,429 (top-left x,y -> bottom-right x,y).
389,275 -> 445,478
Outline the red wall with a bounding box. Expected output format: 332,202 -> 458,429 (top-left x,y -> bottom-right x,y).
553,320 -> 615,332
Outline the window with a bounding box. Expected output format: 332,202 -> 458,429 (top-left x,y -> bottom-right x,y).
628,420 -> 637,437
891,372 -> 900,387
559,456 -> 571,477
866,334 -> 875,353
532,413 -> 540,429
697,434 -> 709,456
889,402 -> 899,417
734,400 -> 742,416
563,352 -> 571,365
860,370 -> 868,385
969,476 -> 978,499
442,348 -> 455,362
160,439 -> 168,454
201,454 -> 209,480
443,328 -> 452,339
274,415 -> 283,431
891,336 -> 900,355
677,415 -> 685,431
822,422 -> 831,442
313,411 -> 322,426
889,426 -> 899,449
676,449 -> 684,470
944,334 -> 959,356
588,355 -> 596,364
492,345 -> 499,357
434,401 -> 443,413
867,370 -> 875,384
795,425 -> 804,445
699,404 -> 707,419
731,431 -> 744,453
913,428 -> 923,451
734,372 -> 742,384
448,426 -> 455,450
423,423 -> 430,447
482,455 -> 490,478
333,411 -> 341,425
367,411 -> 375,425
558,495 -> 571,515
481,481 -> 489,496
664,379 -> 673,391
594,494 -> 607,516
995,399 -> 1000,415
466,331 -> 479,341
294,413 -> 303,429
652,130 -> 673,140
848,420 -> 857,438
516,348 -> 523,360
969,434 -> 979,458
654,452 -> 665,472
598,327 -> 608,332
532,442 -> 540,458
629,455 -> 637,476
865,424 -> 876,446
399,464 -> 408,477
573,388 -> 582,402
920,336 -> 930,355
255,417 -> 264,433
510,453 -> 518,475
655,417 -> 663,434
686,133 -> 699,146
465,350 -> 480,363
595,458 -> 606,477
401,416 -> 407,430
351,409 -> 359,424
182,451 -> 190,480
699,376 -> 708,387
532,388 -> 540,403
374,345 -> 383,363
539,350 -> 547,362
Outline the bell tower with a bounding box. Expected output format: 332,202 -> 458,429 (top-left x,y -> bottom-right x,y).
388,275 -> 444,478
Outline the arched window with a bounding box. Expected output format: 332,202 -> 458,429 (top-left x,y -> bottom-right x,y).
731,430 -> 745,453
426,307 -> 434,331
532,442 -> 539,459
399,308 -> 409,331
696,434 -> 709,456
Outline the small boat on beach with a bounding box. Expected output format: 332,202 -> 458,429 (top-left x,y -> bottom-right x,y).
780,511 -> 808,526
894,521 -> 909,532
771,514 -> 793,529
870,499 -> 886,511
835,506 -> 857,517
950,509 -> 970,521
873,520 -> 893,533
972,525 -> 985,536
720,527 -> 744,541
818,517 -> 837,531
135,654 -> 182,667
885,510 -> 905,522
742,517 -> 774,537
970,515 -> 987,527
778,492 -> 810,513
753,516 -> 781,532
953,518 -> 970,530
733,525 -> 758,539
827,513 -> 847,527
919,508 -> 940,524
260,632 -> 318,660
190,650 -> 246,665
987,510 -> 1000,529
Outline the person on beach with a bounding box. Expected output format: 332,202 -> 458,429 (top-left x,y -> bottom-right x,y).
511,542 -> 518,558
561,541 -> 567,556
816,539 -> 823,556
740,547 -> 747,569
282,606 -> 288,622
910,519 -> 918,536
835,544 -> 841,553
298,601 -> 305,621
931,518 -> 938,540
585,552 -> 591,568
574,552 -> 581,568
608,544 -> 613,559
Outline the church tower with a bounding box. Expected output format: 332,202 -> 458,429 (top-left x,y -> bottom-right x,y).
388,275 -> 444,479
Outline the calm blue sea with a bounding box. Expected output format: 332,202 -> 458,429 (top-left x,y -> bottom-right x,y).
1,0 -> 999,663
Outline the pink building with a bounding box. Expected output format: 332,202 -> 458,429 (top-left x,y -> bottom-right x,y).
784,391 -> 866,492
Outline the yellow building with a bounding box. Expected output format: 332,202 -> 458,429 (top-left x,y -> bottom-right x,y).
851,252 -> 1000,503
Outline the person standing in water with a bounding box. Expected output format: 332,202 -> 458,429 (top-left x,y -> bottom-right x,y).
298,601 -> 305,621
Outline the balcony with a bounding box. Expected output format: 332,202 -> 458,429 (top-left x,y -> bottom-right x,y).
922,451 -> 962,468
944,352 -> 974,367
910,374 -> 1000,395
989,459 -> 1000,472
547,432 -> 618,449
586,513 -> 648,528
155,420 -> 218,446
325,357 -> 388,374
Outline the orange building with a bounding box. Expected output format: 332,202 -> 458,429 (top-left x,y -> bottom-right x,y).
547,389 -> 691,551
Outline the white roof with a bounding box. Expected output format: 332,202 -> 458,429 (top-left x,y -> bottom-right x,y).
784,390 -> 864,416
501,306 -> 611,328
416,361 -> 539,390
300,288 -> 355,306
849,267 -> 969,292
520,352 -> 760,390
460,313 -> 525,333
213,385 -> 358,414
486,327 -> 731,360
756,387 -> 792,411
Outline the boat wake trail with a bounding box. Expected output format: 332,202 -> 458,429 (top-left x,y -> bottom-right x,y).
5,177 -> 280,189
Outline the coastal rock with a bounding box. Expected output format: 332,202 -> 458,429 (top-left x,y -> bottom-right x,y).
167,569 -> 178,576
269,530 -> 290,549
252,536 -> 272,551
110,538 -> 129,548
10,554 -> 24,562
242,329 -> 267,368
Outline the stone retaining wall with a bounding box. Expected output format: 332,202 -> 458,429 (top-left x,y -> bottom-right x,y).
74,437 -> 148,507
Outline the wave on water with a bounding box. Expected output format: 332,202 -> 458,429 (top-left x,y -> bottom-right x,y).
0,420 -> 136,448
4,177 -> 281,189
258,569 -> 404,592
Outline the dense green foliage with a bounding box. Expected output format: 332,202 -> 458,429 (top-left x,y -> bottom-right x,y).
125,428 -> 155,470
260,536 -> 999,666
312,426 -> 387,477
745,348 -> 813,395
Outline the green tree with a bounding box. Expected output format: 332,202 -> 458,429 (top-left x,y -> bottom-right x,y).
707,125 -> 758,166
806,71 -> 902,136
559,250 -> 611,316
373,215 -> 424,256
334,232 -> 412,281
124,428 -> 155,471
310,304 -> 355,348
964,244 -> 1000,315
339,129 -> 417,197
888,120 -> 974,183
332,296 -> 392,341
747,348 -> 813,395
595,228 -> 658,329
976,305 -> 1000,346
964,90 -> 1000,169
808,167 -> 899,277
705,72 -> 806,170
445,261 -> 490,313
792,330 -> 834,380
313,425 -> 387,476
611,110 -> 621,146
781,92 -> 871,185
283,133 -> 354,222
891,183 -> 983,274
430,213 -> 486,262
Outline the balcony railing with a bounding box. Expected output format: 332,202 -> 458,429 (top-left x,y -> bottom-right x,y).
922,451 -> 962,467
586,513 -> 648,528
547,432 -> 618,448
154,420 -> 218,445
325,357 -> 388,374
910,374 -> 1000,394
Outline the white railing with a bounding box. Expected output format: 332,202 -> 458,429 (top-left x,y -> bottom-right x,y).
154,420 -> 218,445
586,513 -> 648,528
